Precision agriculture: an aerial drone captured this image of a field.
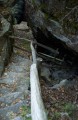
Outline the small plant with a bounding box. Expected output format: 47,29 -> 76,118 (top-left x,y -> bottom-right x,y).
48,117 -> 52,120
52,112 -> 61,120
20,105 -> 31,120
48,103 -> 77,120
32,0 -> 35,5
63,103 -> 77,116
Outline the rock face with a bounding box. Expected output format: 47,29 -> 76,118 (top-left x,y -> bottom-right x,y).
0,0 -> 25,76
25,0 -> 78,64
0,0 -> 25,23
0,15 -> 14,77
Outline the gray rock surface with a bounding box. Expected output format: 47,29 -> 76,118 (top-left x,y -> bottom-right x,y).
25,0 -> 78,63
0,54 -> 31,120
52,79 -> 75,89
0,15 -> 14,77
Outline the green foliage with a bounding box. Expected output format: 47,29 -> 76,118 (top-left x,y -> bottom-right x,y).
52,112 -> 61,120
20,105 -> 31,120
48,103 -> 77,120
32,0 -> 35,5
63,103 -> 77,116
48,117 -> 52,120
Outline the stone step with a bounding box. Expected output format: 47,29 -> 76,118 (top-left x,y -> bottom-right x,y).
0,92 -> 24,106
7,65 -> 27,73
2,71 -> 21,78
14,22 -> 29,31
0,100 -> 27,120
0,77 -> 17,85
0,88 -> 11,96
0,72 -> 27,85
16,61 -> 31,66
11,55 -> 29,63
0,54 -> 31,120
8,59 -> 31,67
12,116 -> 22,120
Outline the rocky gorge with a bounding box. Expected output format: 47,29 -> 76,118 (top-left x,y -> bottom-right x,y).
24,1 -> 78,119
0,0 -> 78,119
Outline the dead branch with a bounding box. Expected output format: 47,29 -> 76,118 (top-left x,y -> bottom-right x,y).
60,5 -> 78,22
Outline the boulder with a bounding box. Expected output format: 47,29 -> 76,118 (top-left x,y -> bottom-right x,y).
0,0 -> 25,76
0,0 -> 25,23
0,15 -> 14,77
25,0 -> 78,64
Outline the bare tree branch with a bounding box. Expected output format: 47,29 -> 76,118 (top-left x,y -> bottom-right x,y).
60,5 -> 78,22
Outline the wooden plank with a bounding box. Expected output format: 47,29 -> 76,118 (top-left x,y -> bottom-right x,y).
9,35 -> 31,42
30,63 -> 48,120
30,42 -> 37,64
30,43 -> 48,120
9,35 -> 59,55
38,52 -> 63,62
14,45 -> 31,53
35,42 -> 59,55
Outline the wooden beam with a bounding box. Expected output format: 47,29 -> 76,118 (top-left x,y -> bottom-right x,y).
30,42 -> 37,64
30,43 -> 48,120
38,52 -> 63,62
9,35 -> 59,55
9,35 -> 31,42
14,45 -> 31,53
30,63 -> 48,120
35,42 -> 59,56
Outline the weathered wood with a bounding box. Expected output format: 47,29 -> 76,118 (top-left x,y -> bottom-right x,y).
30,42 -> 37,64
35,42 -> 59,56
30,43 -> 47,120
30,63 -> 48,120
38,52 -> 63,62
9,35 -> 31,42
9,35 -> 58,56
14,45 -> 31,53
